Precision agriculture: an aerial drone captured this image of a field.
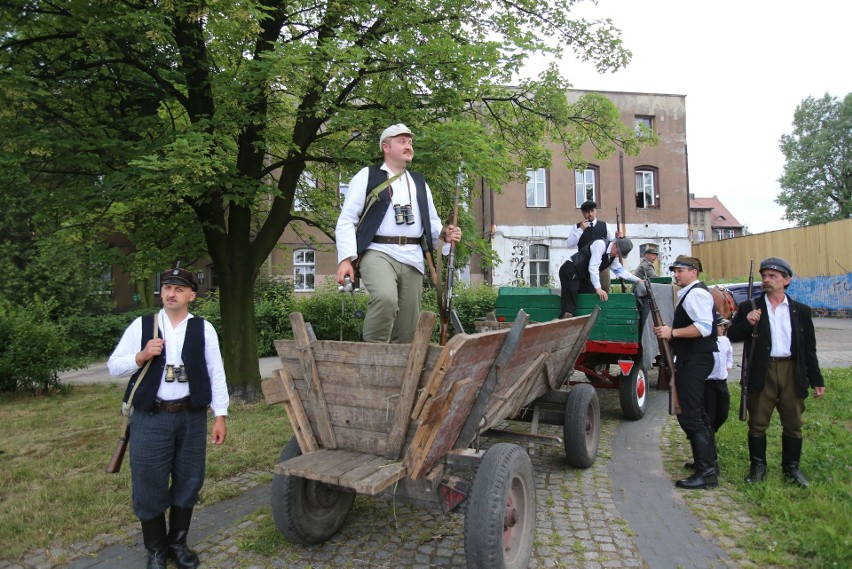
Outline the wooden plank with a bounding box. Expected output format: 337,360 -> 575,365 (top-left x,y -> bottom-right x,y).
261,372 -> 289,405
481,351 -> 548,430
456,311 -> 529,448
290,312 -> 337,449
406,377 -> 480,480
386,311 -> 436,459
347,461 -> 407,495
277,368 -> 318,453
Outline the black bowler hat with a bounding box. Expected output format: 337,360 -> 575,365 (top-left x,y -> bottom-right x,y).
160,268 -> 199,291
759,257 -> 793,278
580,200 -> 597,212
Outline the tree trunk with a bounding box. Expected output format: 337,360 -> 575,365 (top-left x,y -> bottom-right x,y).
218,266 -> 262,400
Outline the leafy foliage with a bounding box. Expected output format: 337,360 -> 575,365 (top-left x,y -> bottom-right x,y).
777,93 -> 852,225
0,299 -> 79,393
1,0 -> 650,390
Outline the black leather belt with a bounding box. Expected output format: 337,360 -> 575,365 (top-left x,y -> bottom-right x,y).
155,396 -> 191,413
372,235 -> 420,245
770,356 -> 794,362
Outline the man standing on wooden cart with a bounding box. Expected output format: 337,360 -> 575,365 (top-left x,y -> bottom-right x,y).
652,255 -> 719,490
335,123 -> 461,343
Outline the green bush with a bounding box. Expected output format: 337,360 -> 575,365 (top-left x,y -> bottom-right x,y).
0,300 -> 79,393
63,310 -> 155,359
294,278 -> 370,342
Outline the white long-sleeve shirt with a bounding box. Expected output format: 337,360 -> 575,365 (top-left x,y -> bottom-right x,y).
108,310 -> 229,416
566,220 -> 616,249
335,163 -> 449,273
675,281 -> 715,338
709,336 -> 734,380
584,239 -> 640,289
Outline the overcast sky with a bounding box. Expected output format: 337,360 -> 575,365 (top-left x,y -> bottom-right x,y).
522,0 -> 850,234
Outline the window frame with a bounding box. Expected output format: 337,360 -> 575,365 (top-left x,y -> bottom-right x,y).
525,168 -> 549,208
528,244 -> 550,287
634,167 -> 659,209
574,166 -> 599,208
293,249 -> 316,291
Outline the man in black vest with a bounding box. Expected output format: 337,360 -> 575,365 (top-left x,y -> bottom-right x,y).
558,236 -> 640,318
335,124 -> 461,343
108,267 -> 229,569
566,200 -> 616,291
727,257 -> 825,487
653,255 -> 719,490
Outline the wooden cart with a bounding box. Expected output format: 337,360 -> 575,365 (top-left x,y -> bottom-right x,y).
262,308 -> 597,569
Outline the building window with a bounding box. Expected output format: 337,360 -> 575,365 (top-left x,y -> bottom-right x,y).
728,229 -> 736,239
634,115 -> 654,138
574,167 -> 598,208
526,168 -> 548,208
697,230 -> 705,243
635,168 -> 657,208
293,249 -> 315,291
717,229 -> 724,240
294,172 -> 316,212
208,265 -> 219,289
529,244 -> 549,287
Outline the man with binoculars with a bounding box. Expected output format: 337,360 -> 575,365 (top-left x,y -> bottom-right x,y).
335,123 -> 462,343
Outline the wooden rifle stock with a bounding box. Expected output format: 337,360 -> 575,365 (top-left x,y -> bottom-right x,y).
739,260 -> 759,421
439,166 -> 462,346
106,417 -> 130,474
645,278 -> 681,415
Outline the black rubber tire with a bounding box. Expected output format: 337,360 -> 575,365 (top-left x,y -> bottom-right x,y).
618,358 -> 648,420
563,383 -> 600,469
464,443 -> 536,569
270,437 -> 355,545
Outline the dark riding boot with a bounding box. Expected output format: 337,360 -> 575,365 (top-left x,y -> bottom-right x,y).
140,514 -> 168,569
781,435 -> 809,488
745,435 -> 767,484
676,432 -> 718,490
167,507 -> 200,569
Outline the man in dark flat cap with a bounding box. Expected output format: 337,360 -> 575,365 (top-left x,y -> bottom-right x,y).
108,265 -> 229,568
727,257 -> 825,488
653,255 -> 719,490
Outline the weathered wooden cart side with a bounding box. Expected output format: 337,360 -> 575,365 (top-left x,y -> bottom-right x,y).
262,309 -> 597,569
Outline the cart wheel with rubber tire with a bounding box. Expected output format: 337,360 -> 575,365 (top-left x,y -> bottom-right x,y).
618,359 -> 647,420
464,443 -> 536,569
271,436 -> 355,545
563,383 -> 600,469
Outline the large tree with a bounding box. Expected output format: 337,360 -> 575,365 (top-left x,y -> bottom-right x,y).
777,93 -> 851,225
1,0 -> 647,396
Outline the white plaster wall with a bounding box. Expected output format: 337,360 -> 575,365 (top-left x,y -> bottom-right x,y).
491,223 -> 691,286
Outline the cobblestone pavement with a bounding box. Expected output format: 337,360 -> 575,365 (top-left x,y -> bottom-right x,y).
7,318 -> 849,569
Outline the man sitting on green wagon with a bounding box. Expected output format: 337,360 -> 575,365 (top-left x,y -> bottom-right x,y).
558,236 -> 640,318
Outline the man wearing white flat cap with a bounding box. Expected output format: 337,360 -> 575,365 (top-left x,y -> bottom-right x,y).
335,123 -> 462,343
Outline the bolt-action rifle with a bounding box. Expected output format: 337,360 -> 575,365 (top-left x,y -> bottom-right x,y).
645,277 -> 681,415
739,260 -> 760,421
439,166 -> 463,346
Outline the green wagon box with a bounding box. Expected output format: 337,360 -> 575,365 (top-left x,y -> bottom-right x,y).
574,293 -> 639,342
494,287 -> 561,323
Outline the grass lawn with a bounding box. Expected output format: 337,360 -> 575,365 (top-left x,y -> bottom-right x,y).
0,370 -> 848,568
666,367 -> 851,569
0,383 -> 290,560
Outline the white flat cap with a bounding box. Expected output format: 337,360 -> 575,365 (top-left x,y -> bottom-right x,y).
379,123 -> 412,149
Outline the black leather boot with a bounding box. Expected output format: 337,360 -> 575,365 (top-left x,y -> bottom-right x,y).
167,507 -> 200,569
676,432 -> 718,490
745,435 -> 767,484
140,514 -> 168,569
782,435 -> 809,488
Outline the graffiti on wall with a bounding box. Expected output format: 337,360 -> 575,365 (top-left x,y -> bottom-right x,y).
659,237 -> 673,274
510,241 -> 527,286
788,273 -> 852,312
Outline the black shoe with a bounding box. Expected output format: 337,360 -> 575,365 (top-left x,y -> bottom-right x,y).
781,435 -> 810,488
141,514 -> 168,569
676,432 -> 718,490
745,435 -> 767,484
168,507 -> 200,569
